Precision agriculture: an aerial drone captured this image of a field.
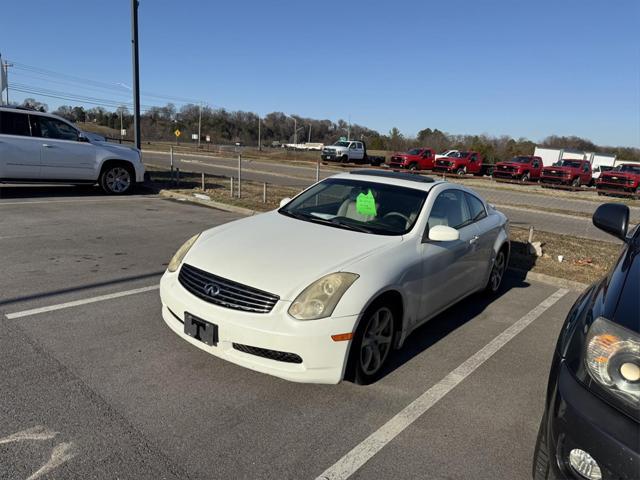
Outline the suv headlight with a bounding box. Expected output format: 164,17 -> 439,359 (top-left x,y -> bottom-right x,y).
167,234 -> 200,272
288,273 -> 359,320
585,317 -> 640,407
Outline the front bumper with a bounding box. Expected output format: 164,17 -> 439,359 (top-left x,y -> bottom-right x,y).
545,364 -> 639,479
159,272 -> 357,384
596,181 -> 637,193
432,165 -> 455,173
540,176 -> 570,185
492,170 -> 521,179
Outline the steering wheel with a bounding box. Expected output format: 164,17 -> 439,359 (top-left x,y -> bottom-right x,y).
383,212 -> 410,226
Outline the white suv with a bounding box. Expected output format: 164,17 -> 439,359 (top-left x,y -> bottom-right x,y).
0,106 -> 145,194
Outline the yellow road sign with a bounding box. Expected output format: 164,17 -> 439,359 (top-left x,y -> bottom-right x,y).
174,129 -> 181,137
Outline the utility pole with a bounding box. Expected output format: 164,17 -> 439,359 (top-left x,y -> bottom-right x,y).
2,61 -> 13,106
197,102 -> 202,148
308,124 -> 311,143
347,114 -> 351,141
131,0 -> 141,150
119,106 -> 124,141
258,116 -> 262,151
293,117 -> 297,146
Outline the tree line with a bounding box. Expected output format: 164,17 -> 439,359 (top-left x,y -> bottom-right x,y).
18,98 -> 640,162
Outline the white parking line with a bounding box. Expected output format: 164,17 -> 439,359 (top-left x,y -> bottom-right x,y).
316,288 -> 570,480
5,285 -> 159,319
0,196 -> 157,206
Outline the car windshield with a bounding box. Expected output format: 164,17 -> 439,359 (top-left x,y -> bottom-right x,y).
279,178 -> 428,235
407,148 -> 422,155
333,141 -> 350,147
510,156 -> 531,163
618,164 -> 640,174
561,160 -> 582,168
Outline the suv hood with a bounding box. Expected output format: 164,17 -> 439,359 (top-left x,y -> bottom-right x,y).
94,141 -> 140,157
182,211 -> 401,300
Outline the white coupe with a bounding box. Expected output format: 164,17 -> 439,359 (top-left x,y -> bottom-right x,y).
160,170 -> 510,384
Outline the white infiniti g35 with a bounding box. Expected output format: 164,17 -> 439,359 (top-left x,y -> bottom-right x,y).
160,170 -> 509,384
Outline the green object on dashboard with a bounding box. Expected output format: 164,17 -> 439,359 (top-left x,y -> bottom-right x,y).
356,189 -> 377,217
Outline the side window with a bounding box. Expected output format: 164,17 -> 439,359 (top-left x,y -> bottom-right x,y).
349,143 -> 356,150
357,142 -> 363,149
583,163 -> 589,172
427,190 -> 472,231
533,161 -> 540,168
34,116 -> 79,141
470,153 -> 477,162
0,111 -> 31,136
465,193 -> 487,223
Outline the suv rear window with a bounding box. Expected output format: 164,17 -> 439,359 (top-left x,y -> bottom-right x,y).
0,111 -> 31,136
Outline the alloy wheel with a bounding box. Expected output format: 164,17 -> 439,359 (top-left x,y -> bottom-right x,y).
490,251 -> 506,292
105,167 -> 131,193
360,307 -> 394,376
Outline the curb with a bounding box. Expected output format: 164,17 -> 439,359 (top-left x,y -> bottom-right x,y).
158,190 -> 257,215
507,267 -> 587,292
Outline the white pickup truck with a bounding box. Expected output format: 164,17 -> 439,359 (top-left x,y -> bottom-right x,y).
320,140 -> 385,166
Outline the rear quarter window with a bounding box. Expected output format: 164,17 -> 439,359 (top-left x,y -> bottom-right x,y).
0,111 -> 31,136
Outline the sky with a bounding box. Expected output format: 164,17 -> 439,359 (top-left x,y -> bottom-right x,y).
1,0 -> 639,147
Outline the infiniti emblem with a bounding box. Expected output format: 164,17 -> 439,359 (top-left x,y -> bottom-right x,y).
203,283 -> 221,297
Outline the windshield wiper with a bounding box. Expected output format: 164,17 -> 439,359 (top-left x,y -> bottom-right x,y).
282,210 -> 375,234
329,219 -> 374,233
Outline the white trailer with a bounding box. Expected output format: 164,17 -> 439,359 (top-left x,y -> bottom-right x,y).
590,153 -> 616,180
534,147 -> 563,166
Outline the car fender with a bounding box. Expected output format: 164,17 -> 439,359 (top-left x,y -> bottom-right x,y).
96,157 -> 138,179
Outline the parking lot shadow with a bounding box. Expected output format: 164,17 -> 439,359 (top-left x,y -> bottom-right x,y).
0,184 -> 156,199
380,272 -> 531,380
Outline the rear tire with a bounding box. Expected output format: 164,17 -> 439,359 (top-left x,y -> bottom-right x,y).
485,248 -> 507,294
350,301 -> 396,385
100,164 -> 135,195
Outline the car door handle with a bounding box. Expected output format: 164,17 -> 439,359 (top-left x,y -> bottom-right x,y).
42,144 -> 53,148
469,235 -> 479,244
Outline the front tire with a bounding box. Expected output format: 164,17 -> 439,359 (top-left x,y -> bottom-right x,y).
521,172 -> 530,183
456,167 -> 466,176
352,303 -> 395,385
571,177 -> 581,188
341,155 -> 349,164
100,164 -> 134,195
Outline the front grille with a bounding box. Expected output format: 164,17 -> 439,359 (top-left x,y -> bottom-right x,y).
601,176 -> 630,185
179,264 -> 279,314
233,343 -> 303,363
498,165 -> 516,172
435,160 -> 452,167
543,170 -> 566,178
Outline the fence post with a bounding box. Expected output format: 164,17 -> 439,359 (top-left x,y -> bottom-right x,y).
528,226 -> 534,243
316,157 -> 320,183
263,182 -> 267,203
230,177 -> 234,197
201,172 -> 205,190
237,152 -> 242,199
176,168 -> 180,187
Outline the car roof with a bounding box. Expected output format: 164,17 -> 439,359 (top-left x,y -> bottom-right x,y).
0,106 -> 66,122
331,170 -> 445,192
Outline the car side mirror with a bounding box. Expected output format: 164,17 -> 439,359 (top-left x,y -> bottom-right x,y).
593,203 -> 629,241
427,225 -> 460,242
279,197 -> 292,208
78,133 -> 90,143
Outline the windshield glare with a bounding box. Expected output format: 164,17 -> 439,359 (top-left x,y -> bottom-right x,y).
618,164 -> 640,174
561,160 -> 582,168
279,179 -> 428,235
408,148 -> 422,155
510,156 -> 531,163
334,141 -> 350,147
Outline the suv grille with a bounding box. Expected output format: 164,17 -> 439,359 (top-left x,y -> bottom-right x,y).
435,159 -> 452,167
179,264 -> 279,314
602,176 -> 629,185
233,343 -> 303,364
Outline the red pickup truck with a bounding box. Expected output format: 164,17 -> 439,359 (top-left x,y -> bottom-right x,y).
388,148 -> 436,170
492,155 -> 542,182
596,163 -> 640,196
540,159 -> 592,187
432,151 -> 484,176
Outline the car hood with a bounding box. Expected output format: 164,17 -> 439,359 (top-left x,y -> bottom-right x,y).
182,211 -> 402,300
601,172 -> 637,180
94,141 -> 140,157
496,162 -> 526,167
543,166 -> 573,172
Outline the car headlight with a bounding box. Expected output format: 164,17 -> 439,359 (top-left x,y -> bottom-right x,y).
288,273 -> 359,320
167,234 -> 200,273
585,316 -> 640,407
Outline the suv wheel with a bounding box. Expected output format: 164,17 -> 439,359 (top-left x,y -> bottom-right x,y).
521,172 -> 530,183
571,177 -> 581,188
352,303 -> 395,385
485,248 -> 507,294
100,164 -> 134,195
456,167 -> 466,175
409,163 -> 418,171
341,155 -> 349,164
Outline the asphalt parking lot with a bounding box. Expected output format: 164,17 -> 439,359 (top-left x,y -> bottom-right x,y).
0,187 -> 581,480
